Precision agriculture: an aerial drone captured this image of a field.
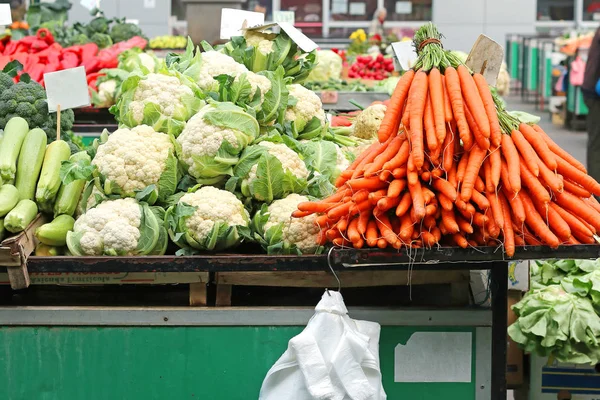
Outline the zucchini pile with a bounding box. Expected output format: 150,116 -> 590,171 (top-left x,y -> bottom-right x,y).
0,116 -> 80,255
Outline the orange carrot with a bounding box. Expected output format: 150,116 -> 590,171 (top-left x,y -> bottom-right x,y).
352,189 -> 370,204
382,140 -> 410,171
377,196 -> 401,212
585,196 -> 600,214
441,75 -> 453,123
532,198 -> 571,242
536,154 -> 564,193
464,104 -> 490,150
408,175 -> 426,220
486,191 -> 504,228
385,179 -> 405,198
549,203 -> 593,239
365,220 -> 379,247
460,144 -> 487,201
350,200 -> 372,216
442,128 -> 455,172
501,185 -> 525,224
473,73 -> 502,147
398,213 -> 414,242
483,158 -> 494,194
421,171 -> 432,182
457,65 -> 490,138
520,162 -> 550,205
441,208 -> 460,233
511,129 -> 539,176
498,193 -> 515,257
429,67 -> 447,144
453,233 -> 469,248
396,191 -> 413,216
456,151 -> 470,184
534,124 -> 587,173
315,214 -> 334,228
563,180 -> 592,198
438,193 -> 454,211
555,191 -> 600,232
456,214 -> 474,234
501,134 -> 521,193
368,189 -> 387,205
351,134 -> 395,179
519,191 -> 561,248
424,94 -> 439,153
556,155 -> 600,196
292,210 -> 313,218
432,177 -> 458,201
519,123 -> 557,170
327,201 -> 352,220
357,210 -> 371,236
345,177 -> 388,191
365,136 -> 404,177
376,213 -> 401,249
347,218 -> 361,243
471,190 -> 490,210
489,146 -> 501,190
392,167 -> 407,179
409,70 -> 429,169
445,66 -> 472,151
448,164 -> 458,188
378,69 -> 414,142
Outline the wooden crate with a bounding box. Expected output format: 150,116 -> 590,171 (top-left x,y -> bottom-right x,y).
214,270 -> 471,307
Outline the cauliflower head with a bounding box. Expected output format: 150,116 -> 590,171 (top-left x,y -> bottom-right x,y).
166,186 -> 250,252
353,103 -> 386,139
66,198 -> 162,256
92,125 -> 178,202
234,140 -> 309,203
238,71 -> 272,102
196,51 -> 248,92
307,50 -> 343,82
285,84 -> 326,133
112,69 -> 203,137
96,79 -> 117,107
335,144 -> 351,173
252,193 -> 321,254
177,102 -> 259,183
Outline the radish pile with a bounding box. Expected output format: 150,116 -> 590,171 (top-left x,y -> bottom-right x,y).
348,54 -> 394,80
295,23 -> 600,257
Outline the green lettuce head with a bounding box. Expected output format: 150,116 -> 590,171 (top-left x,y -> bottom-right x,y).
165,186 -> 250,253
110,67 -> 204,137
176,102 -> 259,185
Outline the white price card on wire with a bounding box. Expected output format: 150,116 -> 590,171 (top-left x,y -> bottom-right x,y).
44,67 -> 90,112
220,9 -> 265,40
391,41 -> 417,71
0,4 -> 12,26
80,0 -> 100,11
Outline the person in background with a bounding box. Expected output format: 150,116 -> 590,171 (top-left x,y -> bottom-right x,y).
369,8 -> 387,38
582,26 -> 600,188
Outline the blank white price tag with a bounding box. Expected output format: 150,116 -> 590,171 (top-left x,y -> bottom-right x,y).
80,0 -> 100,11
44,67 -> 90,112
220,9 -> 265,40
391,41 -> 417,71
0,4 -> 12,25
125,19 -> 139,25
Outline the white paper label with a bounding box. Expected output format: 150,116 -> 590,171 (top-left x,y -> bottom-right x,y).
273,11 -> 295,24
349,2 -> 366,15
144,0 -> 156,8
331,0 -> 348,14
278,22 -> 318,52
391,41 -> 417,71
125,19 -> 139,25
395,1 -> 412,14
395,332 -> 472,382
79,0 -> 100,11
44,67 -> 90,112
0,4 -> 12,25
220,8 -> 265,40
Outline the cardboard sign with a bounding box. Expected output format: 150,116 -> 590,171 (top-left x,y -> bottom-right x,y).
44,67 -> 90,112
273,11 -> 295,24
220,8 -> 265,40
0,4 -> 12,26
391,41 -> 417,71
80,0 -> 100,11
246,23 -> 318,52
465,34 -> 504,86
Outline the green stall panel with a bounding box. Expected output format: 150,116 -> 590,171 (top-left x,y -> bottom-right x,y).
0,325 -> 480,400
567,83 -> 589,115
511,41 -> 520,79
528,42 -> 539,91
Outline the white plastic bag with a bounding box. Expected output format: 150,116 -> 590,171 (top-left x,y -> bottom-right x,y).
259,291 -> 387,400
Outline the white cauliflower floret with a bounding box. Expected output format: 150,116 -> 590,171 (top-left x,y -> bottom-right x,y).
353,104 -> 386,139
197,51 -> 248,91
177,107 -> 242,178
264,194 -> 321,253
96,79 -> 117,107
239,71 -> 271,101
335,144 -> 350,172
247,141 -> 309,183
245,33 -> 274,55
180,186 -> 249,242
285,84 -> 326,128
130,73 -> 194,124
73,198 -> 142,256
92,125 -> 174,194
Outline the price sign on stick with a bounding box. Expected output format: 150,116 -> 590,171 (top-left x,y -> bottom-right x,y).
220,9 -> 265,40
465,34 -> 504,86
44,66 -> 90,113
391,41 -> 417,71
0,4 -> 12,26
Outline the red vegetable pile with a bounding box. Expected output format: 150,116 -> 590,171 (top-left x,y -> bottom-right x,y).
0,29 -> 146,85
348,54 -> 394,80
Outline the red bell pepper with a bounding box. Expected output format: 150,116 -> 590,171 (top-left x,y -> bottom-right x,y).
60,51 -> 80,69
80,43 -> 99,61
18,36 -> 37,46
3,41 -> 18,55
36,28 -> 54,45
11,52 -> 29,68
43,63 -> 59,74
27,63 -> 45,82
0,55 -> 10,70
30,39 -> 49,52
81,57 -> 100,73
24,54 -> 40,71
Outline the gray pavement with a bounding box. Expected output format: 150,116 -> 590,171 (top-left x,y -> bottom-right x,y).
505,96 -> 587,167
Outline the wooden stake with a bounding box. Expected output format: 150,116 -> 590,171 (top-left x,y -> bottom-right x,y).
56,104 -> 61,141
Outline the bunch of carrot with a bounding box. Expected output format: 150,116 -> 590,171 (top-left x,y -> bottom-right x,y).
293,23 -> 600,257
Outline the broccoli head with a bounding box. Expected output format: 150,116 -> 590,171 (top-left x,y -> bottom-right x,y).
0,80 -> 49,129
110,22 -> 144,44
91,32 -> 113,49
0,72 -> 14,93
88,15 -> 110,35
44,109 -> 75,142
69,33 -> 91,46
